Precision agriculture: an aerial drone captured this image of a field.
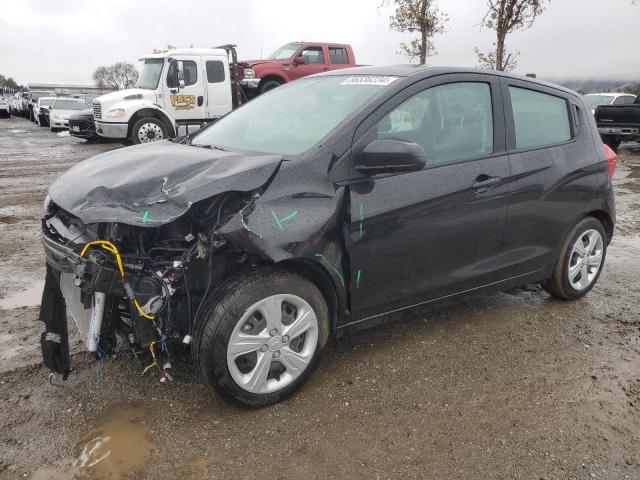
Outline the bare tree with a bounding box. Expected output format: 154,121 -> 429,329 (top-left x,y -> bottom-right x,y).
93,62 -> 139,90
388,0 -> 449,64
475,0 -> 548,72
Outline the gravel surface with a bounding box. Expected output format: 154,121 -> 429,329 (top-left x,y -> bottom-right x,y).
0,116 -> 639,480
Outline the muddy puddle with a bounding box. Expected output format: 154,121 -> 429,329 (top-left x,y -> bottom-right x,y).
31,404 -> 152,480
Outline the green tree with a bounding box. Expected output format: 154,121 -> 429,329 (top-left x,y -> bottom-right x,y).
475,0 -> 549,72
388,0 -> 449,64
0,74 -> 21,93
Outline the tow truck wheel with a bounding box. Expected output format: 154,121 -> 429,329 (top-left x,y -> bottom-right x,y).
130,116 -> 168,144
196,268 -> 330,408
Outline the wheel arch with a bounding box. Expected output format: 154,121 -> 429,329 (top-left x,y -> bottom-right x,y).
127,108 -> 176,138
586,209 -> 614,243
276,258 -> 344,336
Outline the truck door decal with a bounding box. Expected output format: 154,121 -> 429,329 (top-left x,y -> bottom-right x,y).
170,95 -> 196,110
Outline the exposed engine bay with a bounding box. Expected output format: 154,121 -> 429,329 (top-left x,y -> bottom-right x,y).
41,191 -> 260,380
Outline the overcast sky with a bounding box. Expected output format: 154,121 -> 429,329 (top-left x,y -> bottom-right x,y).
1,0 -> 638,86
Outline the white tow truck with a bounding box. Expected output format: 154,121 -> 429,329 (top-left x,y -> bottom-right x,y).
93,45 -> 244,144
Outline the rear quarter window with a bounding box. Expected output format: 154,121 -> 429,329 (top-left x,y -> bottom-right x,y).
509,87 -> 572,150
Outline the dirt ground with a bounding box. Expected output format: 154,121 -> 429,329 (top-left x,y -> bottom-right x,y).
0,116 -> 639,480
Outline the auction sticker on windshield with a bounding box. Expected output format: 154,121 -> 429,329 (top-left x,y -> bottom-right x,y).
340,76 -> 398,86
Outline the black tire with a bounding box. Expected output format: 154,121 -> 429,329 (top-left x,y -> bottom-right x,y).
259,78 -> 284,94
130,116 -> 168,144
544,217 -> 608,300
196,268 -> 330,408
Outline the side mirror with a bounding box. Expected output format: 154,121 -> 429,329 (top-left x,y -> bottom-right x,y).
294,55 -> 306,65
356,139 -> 426,175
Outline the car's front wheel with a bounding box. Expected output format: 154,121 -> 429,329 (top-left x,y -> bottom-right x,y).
544,217 -> 607,300
196,268 -> 329,408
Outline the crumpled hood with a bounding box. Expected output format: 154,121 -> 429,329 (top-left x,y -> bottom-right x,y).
48,141 -> 282,226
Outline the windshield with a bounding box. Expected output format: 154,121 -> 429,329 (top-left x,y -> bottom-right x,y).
584,95 -> 614,108
31,92 -> 54,101
267,43 -> 302,61
192,75 -> 396,155
53,99 -> 86,110
136,58 -> 164,89
39,98 -> 55,107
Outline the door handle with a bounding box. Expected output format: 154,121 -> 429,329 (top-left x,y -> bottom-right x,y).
472,174 -> 501,193
197,96 -> 203,107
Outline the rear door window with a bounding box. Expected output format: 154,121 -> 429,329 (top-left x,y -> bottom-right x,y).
329,47 -> 349,64
509,87 -> 571,150
375,82 -> 494,165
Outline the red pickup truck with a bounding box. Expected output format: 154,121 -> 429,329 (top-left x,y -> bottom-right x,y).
239,42 -> 356,96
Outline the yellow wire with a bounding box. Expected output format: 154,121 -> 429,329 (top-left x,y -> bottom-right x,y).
142,341 -> 158,375
81,240 -> 155,320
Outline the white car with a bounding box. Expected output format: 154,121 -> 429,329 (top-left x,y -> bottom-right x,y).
49,98 -> 87,131
583,93 -> 636,114
34,97 -> 56,126
0,97 -> 9,118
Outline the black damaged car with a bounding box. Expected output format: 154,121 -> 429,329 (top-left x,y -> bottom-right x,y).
40,66 -> 617,407
68,108 -> 100,141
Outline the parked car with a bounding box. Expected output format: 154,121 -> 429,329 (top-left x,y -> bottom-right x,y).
595,95 -> 640,151
240,42 -> 356,96
49,98 -> 88,131
93,45 -> 244,144
68,109 -> 100,141
18,91 -> 30,117
584,93 -> 636,114
0,97 -> 9,118
28,91 -> 56,121
34,97 -> 56,126
39,67 -> 616,408
10,93 -> 20,115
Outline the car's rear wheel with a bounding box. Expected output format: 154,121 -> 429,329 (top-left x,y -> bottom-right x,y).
196,268 -> 329,408
130,116 -> 168,144
544,217 -> 607,300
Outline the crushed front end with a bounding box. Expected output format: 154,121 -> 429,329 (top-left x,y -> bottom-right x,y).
39,192 -> 253,381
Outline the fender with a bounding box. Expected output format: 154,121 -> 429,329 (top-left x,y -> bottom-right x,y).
216,155 -> 350,326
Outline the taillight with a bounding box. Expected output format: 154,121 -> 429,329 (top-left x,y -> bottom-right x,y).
603,144 -> 617,178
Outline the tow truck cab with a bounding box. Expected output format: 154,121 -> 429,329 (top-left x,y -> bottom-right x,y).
94,46 -> 244,144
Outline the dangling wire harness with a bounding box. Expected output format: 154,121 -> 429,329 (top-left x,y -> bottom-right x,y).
80,240 -> 156,320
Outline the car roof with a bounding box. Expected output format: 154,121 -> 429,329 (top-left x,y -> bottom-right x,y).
315,65 -> 579,96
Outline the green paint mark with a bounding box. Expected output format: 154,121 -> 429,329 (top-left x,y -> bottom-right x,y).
314,253 -> 345,286
358,203 -> 364,238
271,209 -> 299,231
134,210 -> 160,224
356,269 -> 362,288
